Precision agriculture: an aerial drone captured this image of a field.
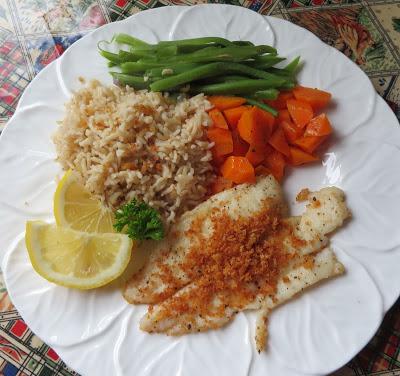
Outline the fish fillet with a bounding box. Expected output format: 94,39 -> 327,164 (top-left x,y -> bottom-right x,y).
123,177 -> 350,351
124,175 -> 286,304
140,247 -> 343,351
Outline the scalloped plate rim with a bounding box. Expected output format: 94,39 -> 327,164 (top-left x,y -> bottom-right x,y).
0,5 -> 399,376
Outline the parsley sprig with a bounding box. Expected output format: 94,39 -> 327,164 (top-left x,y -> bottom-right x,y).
113,199 -> 164,241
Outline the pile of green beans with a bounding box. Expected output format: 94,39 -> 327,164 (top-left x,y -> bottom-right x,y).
98,34 -> 300,115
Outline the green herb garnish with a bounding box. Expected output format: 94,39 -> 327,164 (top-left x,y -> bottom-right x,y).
114,199 -> 164,241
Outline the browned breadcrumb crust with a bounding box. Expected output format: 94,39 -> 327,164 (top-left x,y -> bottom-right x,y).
147,200 -> 309,320
296,188 -> 310,202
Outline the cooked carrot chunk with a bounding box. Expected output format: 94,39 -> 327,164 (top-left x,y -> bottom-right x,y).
268,127 -> 290,157
281,120 -> 304,144
211,176 -> 233,194
293,135 -> 327,154
237,106 -> 272,148
223,106 -> 248,129
255,165 -> 271,176
265,91 -> 294,110
208,96 -> 247,110
289,147 -> 318,165
231,129 -> 249,156
207,128 -> 233,157
209,108 -> 228,129
264,150 -> 286,182
221,156 -> 255,184
287,99 -> 314,128
246,144 -> 267,166
255,106 -> 275,139
304,113 -> 333,137
277,109 -> 291,124
237,107 -> 262,145
293,86 -> 331,110
211,148 -> 227,169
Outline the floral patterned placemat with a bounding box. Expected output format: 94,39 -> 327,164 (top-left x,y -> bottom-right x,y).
0,1 -> 399,375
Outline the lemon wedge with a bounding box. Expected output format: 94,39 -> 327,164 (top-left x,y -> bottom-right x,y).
25,221 -> 132,289
54,170 -> 114,233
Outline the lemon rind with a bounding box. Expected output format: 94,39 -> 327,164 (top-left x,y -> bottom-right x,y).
25,221 -> 132,290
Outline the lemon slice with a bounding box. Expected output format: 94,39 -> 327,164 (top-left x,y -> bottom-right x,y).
25,221 -> 133,289
54,170 -> 114,233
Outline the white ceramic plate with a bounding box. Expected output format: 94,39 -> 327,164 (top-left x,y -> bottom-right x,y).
0,5 -> 399,376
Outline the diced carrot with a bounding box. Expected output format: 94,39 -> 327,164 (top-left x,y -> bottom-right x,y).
264,150 -> 286,182
281,119 -> 304,144
211,148 -> 227,168
232,130 -> 249,156
255,106 -> 275,138
277,109 -> 291,124
287,99 -> 314,128
265,91 -> 294,110
221,156 -> 256,184
304,113 -> 333,137
264,144 -> 275,155
289,147 -> 318,166
268,126 -> 290,157
237,106 -> 272,147
223,106 -> 248,129
237,108 -> 257,144
293,86 -> 331,110
293,135 -> 328,154
246,144 -> 267,166
211,176 -> 233,194
208,96 -> 247,110
237,107 -> 265,145
209,108 -> 228,129
207,128 -> 233,157
255,165 -> 271,176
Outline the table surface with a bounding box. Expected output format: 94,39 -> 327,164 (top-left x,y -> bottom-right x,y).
0,1 -> 399,375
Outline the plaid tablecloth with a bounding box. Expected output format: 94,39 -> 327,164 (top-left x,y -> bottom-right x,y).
0,1 -> 399,375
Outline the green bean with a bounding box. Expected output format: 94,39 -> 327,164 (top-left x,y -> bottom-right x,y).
118,50 -> 141,62
124,49 -> 159,59
284,56 -> 301,73
280,82 -> 296,90
219,75 -> 251,81
108,61 -> 117,68
121,62 -> 164,74
136,57 -> 158,63
224,63 -> 285,80
190,78 -> 287,95
150,62 -> 223,92
176,44 -> 218,53
254,54 -> 280,62
232,41 -> 254,46
111,72 -> 150,90
252,89 -> 279,100
250,56 -> 286,69
113,33 -> 149,48
162,45 -> 275,63
156,45 -> 178,57
266,67 -> 293,77
258,45 -> 276,54
244,97 -> 278,116
201,75 -> 250,84
150,62 -> 287,92
131,45 -> 178,58
99,49 -> 122,63
158,37 -> 235,47
146,63 -> 201,77
98,44 -> 142,64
